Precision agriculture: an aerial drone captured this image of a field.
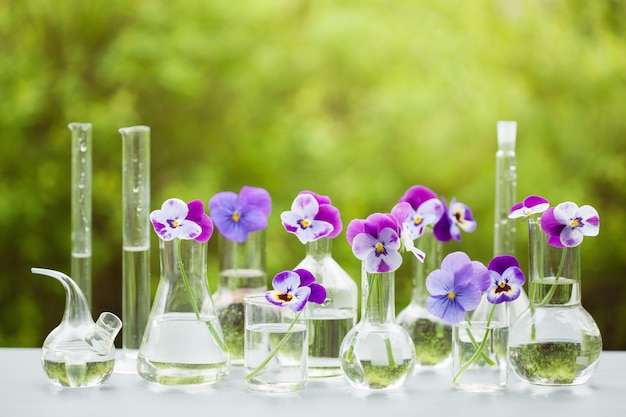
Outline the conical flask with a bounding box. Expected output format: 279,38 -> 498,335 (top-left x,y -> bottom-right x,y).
33,268 -> 122,388
137,238 -> 230,385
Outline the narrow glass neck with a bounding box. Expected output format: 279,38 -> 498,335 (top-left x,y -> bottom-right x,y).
305,238 -> 332,260
160,238 -> 207,285
411,229 -> 442,305
528,218 -> 581,305
218,230 -> 266,272
361,266 -> 395,324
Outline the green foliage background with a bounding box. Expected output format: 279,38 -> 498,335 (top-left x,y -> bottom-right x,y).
1,0 -> 625,349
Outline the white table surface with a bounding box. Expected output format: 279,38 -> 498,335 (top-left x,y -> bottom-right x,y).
2,348 -> 624,416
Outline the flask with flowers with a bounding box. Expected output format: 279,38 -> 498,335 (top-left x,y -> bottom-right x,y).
508,196 -> 602,386
426,251 -> 525,391
209,186 -> 272,365
394,185 -> 477,367
338,206 -> 422,390
279,190 -> 357,378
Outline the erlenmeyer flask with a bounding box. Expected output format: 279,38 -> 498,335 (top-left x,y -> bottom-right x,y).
137,238 -> 230,385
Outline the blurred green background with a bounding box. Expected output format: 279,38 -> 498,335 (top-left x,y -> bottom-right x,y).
1,0 -> 625,349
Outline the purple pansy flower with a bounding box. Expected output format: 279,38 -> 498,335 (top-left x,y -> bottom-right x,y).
150,198 -> 213,242
347,212 -> 403,273
509,195 -> 550,218
280,191 -> 342,244
486,255 -> 525,304
540,202 -> 600,248
425,252 -> 490,324
265,269 -> 327,312
209,186 -> 272,242
433,197 -> 477,242
398,185 -> 445,239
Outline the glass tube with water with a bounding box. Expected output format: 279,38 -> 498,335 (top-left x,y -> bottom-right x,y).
116,126 -> 151,373
69,122 -> 92,309
493,121 -> 528,320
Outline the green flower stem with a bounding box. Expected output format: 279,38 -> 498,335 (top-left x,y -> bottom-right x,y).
453,305 -> 496,384
379,275 -> 397,368
463,311 -> 495,367
245,310 -> 303,381
531,247 -> 568,341
177,239 -> 229,353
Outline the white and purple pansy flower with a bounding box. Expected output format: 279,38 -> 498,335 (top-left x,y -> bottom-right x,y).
150,198 -> 213,242
265,269 -> 327,312
346,212 -> 403,274
540,202 -> 600,248
486,255 -> 525,304
425,251 -> 490,324
280,191 -> 342,244
509,195 -> 550,219
209,186 -> 272,243
433,197 -> 477,242
398,185 -> 445,240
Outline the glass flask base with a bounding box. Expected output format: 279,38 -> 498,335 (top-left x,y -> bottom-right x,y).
510,340 -> 601,386
136,355 -> 229,385
43,358 -> 115,388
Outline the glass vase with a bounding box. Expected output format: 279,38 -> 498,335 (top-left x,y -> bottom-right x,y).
509,218 -> 602,386
137,239 -> 230,385
295,238 -> 357,378
396,229 -> 452,368
244,295 -> 307,393
452,301 -> 509,392
339,265 -> 415,390
213,231 -> 267,366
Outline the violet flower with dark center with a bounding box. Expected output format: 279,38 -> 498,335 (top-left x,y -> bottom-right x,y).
347,212 -> 403,274
486,255 -> 525,304
209,186 -> 272,242
540,202 -> 600,248
280,191 -> 342,244
433,197 -> 476,242
509,195 -> 550,219
425,251 -> 489,324
398,185 -> 445,239
265,269 -> 327,312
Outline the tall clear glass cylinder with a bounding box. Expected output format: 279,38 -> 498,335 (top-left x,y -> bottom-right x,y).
117,126 -> 151,373
295,238 -> 357,378
213,230 -> 267,365
494,121 -> 528,321
339,266 -> 415,390
396,229 -> 452,368
137,239 -> 229,385
69,122 -> 93,309
509,219 -> 602,385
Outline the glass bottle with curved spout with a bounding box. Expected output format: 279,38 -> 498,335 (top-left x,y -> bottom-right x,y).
33,268 -> 122,388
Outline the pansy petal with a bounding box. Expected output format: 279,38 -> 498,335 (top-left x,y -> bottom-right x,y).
454,283 -> 483,312
487,255 -> 520,276
553,202 -> 579,225
289,286 -> 312,312
366,249 -> 402,273
175,220 -> 203,240
271,270 -> 301,293
399,185 -> 438,210
237,206 -> 269,233
351,233 -> 377,260
161,198 -> 189,218
298,190 -> 331,206
194,214 -> 213,242
503,265 -> 525,287
186,200 -> 206,223
390,202 -> 412,224
524,195 -> 550,211
560,226 -> 584,247
315,204 -> 342,238
307,283 -> 327,305
378,227 -> 401,250
208,191 -> 239,215
418,198 -> 445,224
239,186 -> 272,217
540,208 -> 564,238
346,219 -> 366,245
291,193 -> 320,217
294,268 -> 316,287
427,295 -> 466,324
470,261 -> 491,292
440,251 -> 472,275
426,269 -> 454,296
578,205 -> 600,236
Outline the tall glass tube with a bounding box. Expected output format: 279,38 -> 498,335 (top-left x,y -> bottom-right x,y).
493,121 -> 517,257
493,121 -> 528,320
69,122 -> 92,309
116,126 -> 151,373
